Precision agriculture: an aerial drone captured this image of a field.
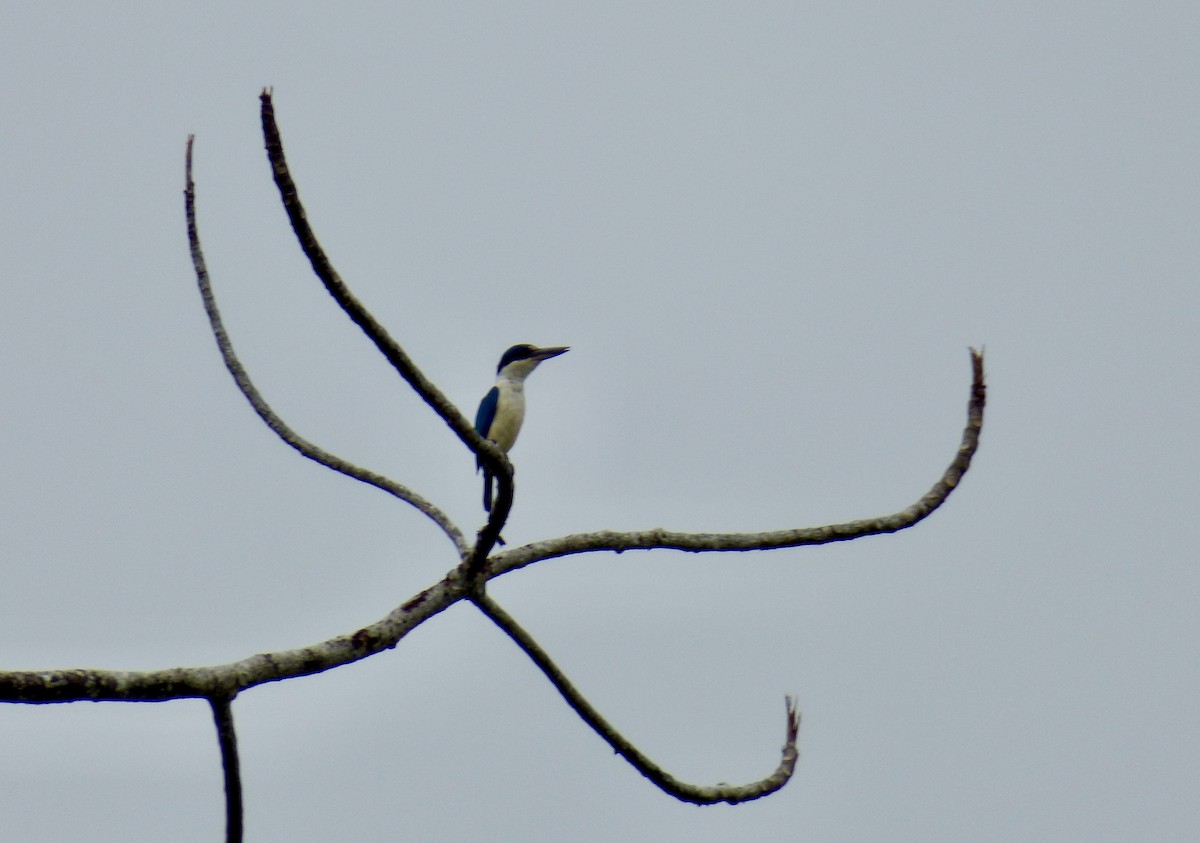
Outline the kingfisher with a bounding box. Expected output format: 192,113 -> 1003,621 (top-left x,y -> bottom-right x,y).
474,343 -> 569,512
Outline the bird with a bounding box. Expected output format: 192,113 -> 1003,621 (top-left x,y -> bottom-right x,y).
474,343 -> 569,512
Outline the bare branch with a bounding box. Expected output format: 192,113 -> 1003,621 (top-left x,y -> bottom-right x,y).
473,592 -> 800,805
209,694 -> 243,843
0,569 -> 471,703
185,135 -> 468,556
256,90 -> 514,553
2,105 -> 984,830
488,348 -> 986,578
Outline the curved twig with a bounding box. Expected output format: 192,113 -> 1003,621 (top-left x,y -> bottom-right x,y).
256,90 -> 513,557
185,135 -> 468,556
487,348 -> 985,578
473,593 -> 800,805
209,694 -> 243,843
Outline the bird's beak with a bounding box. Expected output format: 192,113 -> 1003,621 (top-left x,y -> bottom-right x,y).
533,346 -> 569,360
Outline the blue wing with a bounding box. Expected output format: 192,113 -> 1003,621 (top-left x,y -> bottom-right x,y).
475,386 -> 500,511
475,387 -> 499,444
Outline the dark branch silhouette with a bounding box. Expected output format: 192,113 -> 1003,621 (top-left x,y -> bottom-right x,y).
257,90 -> 512,566
0,91 -> 987,833
210,695 -> 243,843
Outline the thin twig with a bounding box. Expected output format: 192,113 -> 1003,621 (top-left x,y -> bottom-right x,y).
209,694 -> 243,843
473,592 -> 801,805
185,135 -> 468,556
489,348 -> 986,578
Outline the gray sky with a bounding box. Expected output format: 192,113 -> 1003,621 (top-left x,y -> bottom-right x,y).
1,3 -> 1196,840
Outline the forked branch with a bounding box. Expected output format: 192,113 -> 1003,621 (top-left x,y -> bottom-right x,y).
0,94 -> 988,833
185,135 -> 468,556
256,89 -> 513,562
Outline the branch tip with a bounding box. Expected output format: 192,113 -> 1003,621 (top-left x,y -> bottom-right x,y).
784,694 -> 800,744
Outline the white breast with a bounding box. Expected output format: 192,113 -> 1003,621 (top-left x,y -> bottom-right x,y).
488,379 -> 526,452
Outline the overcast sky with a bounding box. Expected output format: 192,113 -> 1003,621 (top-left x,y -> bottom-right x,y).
1,3 -> 1196,841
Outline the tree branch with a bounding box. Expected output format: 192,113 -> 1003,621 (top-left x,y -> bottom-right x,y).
209,694 -> 243,843
473,592 -> 800,805
185,135 -> 468,557
487,348 -> 986,578
256,89 -> 514,556
0,570 -> 471,703
1,98 -> 987,831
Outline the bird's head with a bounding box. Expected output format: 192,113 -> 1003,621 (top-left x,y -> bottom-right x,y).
496,344 -> 569,379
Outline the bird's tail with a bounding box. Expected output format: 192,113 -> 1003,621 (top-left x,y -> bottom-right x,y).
482,467 -> 493,512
